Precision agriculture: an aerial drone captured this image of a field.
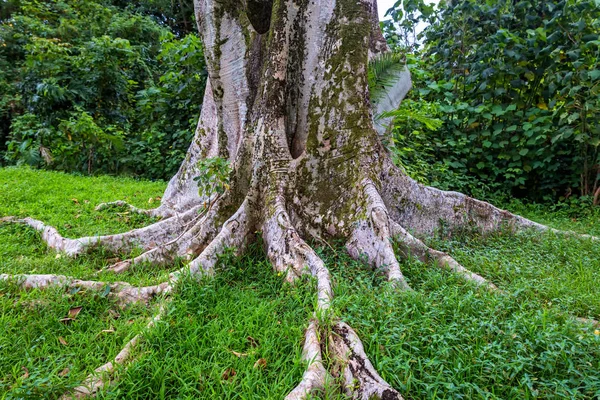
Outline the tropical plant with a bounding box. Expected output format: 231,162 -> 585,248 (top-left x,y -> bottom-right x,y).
385,0 -> 600,202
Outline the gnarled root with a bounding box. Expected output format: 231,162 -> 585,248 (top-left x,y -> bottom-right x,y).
263,193 -> 333,308
346,179 -> 411,290
102,194 -> 244,275
184,198 -> 253,277
329,321 -> 403,400
0,274 -> 171,306
380,160 -> 545,237
273,214 -> 399,400
389,221 -> 498,291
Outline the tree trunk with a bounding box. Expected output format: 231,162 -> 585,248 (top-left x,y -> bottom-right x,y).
2,0 -> 597,398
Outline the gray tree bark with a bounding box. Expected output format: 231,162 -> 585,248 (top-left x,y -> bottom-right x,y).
2,0 -> 596,398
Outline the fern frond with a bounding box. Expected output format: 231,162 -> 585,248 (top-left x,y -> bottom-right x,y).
368,52 -> 405,100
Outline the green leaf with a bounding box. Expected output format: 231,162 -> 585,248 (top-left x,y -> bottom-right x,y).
589,70 -> 600,81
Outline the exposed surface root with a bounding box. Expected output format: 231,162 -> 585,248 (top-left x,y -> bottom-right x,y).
1,217 -> 95,256
277,222 -> 398,400
380,159 -> 546,236
284,320 -> 329,400
0,274 -> 171,306
183,199 -> 252,277
330,321 -> 403,400
263,193 -> 309,281
0,206 -> 201,257
63,303 -> 168,399
104,197 -> 234,275
264,194 -> 333,309
381,161 -> 600,243
345,180 -> 411,290
389,221 -> 499,290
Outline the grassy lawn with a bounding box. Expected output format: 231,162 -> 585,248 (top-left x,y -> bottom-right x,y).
1,166 -> 599,399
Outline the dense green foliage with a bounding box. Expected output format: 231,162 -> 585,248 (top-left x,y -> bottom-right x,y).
0,0 -> 205,179
1,168 -> 599,398
384,0 -> 600,203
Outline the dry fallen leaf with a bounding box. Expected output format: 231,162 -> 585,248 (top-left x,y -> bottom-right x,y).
221,368 -> 236,381
58,336 -> 68,346
59,317 -> 75,324
71,198 -> 79,204
246,336 -> 259,348
68,306 -> 82,318
58,368 -> 69,377
230,350 -> 248,358
101,328 -> 115,333
21,366 -> 29,379
254,358 -> 267,369
108,309 -> 120,319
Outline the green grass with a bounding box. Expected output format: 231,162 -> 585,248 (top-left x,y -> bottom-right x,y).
325,244 -> 600,399
99,247 -> 314,399
1,166 -> 600,399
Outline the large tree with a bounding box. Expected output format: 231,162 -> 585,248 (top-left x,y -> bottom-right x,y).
1,0 -> 596,398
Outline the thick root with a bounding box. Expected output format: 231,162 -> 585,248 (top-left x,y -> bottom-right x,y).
63,303 -> 168,399
380,159 -> 546,236
0,206 -> 201,257
0,274 -> 171,306
182,199 -> 253,277
330,321 -> 403,400
346,180 -> 411,290
1,217 -> 94,256
389,221 -> 498,290
284,320 -> 329,400
263,194 -> 333,309
274,227 -> 399,400
106,196 -> 235,275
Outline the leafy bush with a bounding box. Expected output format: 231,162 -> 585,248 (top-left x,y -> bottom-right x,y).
0,0 -> 206,179
384,0 -> 600,203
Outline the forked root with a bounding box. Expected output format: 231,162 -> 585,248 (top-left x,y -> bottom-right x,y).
346,179 -> 411,290
0,274 -> 171,306
329,321 -> 403,400
97,199 -> 230,275
274,216 -> 400,400
389,221 -> 499,291
63,303 -> 168,399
